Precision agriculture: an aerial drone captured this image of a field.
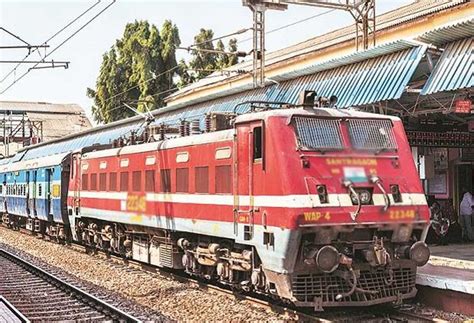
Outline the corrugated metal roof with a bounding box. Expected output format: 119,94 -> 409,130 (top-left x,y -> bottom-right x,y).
0,101 -> 85,114
20,122 -> 141,161
417,18 -> 474,46
26,112 -> 91,141
301,45 -> 426,107
421,37 -> 473,95
272,39 -> 421,81
166,0 -> 469,102
154,45 -> 426,127
166,40 -> 422,111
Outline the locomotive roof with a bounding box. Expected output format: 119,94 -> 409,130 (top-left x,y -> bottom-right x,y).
234,107 -> 401,124
82,129 -> 234,160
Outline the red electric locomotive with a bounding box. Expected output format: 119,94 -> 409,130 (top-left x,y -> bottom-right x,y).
66,104 -> 430,310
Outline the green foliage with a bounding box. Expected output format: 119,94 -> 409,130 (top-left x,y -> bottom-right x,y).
88,20 -> 180,124
188,29 -> 240,81
177,58 -> 195,88
88,20 -> 240,123
189,28 -> 216,80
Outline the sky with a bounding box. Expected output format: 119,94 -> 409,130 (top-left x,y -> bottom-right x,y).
0,0 -> 413,123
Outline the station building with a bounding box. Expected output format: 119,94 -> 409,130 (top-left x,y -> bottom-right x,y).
0,101 -> 91,157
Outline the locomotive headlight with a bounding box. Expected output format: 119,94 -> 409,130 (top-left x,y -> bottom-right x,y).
350,189 -> 372,205
409,241 -> 430,267
316,245 -> 340,273
390,184 -> 402,203
316,185 -> 328,204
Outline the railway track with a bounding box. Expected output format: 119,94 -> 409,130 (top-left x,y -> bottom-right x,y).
3,227 -> 444,322
72,244 -> 442,322
0,248 -> 140,322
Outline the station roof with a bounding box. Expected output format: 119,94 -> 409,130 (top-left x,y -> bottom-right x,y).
0,100 -> 85,114
0,101 -> 92,142
165,0 -> 471,106
421,37 -> 473,95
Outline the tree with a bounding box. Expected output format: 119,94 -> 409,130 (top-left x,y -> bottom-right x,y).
215,40 -> 228,69
216,38 -> 239,69
189,28 -> 217,80
188,29 -> 240,81
87,20 -> 181,124
177,59 -> 195,88
227,38 -> 238,66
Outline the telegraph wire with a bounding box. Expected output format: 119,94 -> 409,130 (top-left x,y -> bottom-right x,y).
0,0 -> 102,84
0,0 -> 116,94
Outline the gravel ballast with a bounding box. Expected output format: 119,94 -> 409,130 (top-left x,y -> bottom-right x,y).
1,226 -> 471,322
0,226 -> 291,321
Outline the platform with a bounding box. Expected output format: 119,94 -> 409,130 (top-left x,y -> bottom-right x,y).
0,297 -> 27,323
415,243 -> 474,315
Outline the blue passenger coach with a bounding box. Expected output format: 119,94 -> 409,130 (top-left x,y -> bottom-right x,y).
1,153 -> 71,236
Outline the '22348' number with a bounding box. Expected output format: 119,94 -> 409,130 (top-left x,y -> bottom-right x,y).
389,209 -> 416,220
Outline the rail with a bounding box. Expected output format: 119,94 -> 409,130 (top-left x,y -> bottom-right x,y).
0,248 -> 141,323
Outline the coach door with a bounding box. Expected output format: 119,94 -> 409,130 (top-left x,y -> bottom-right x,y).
29,170 -> 37,217
72,153 -> 81,215
0,174 -> 6,212
235,121 -> 265,241
45,168 -> 52,219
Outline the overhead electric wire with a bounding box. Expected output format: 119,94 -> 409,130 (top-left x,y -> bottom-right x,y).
190,27 -> 251,48
103,65 -> 180,103
103,64 -> 246,106
96,85 -> 181,122
0,0 -> 115,94
0,27 -> 31,46
0,0 -> 102,84
237,9 -> 335,44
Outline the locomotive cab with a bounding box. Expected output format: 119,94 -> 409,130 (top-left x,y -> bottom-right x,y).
234,107 -> 430,310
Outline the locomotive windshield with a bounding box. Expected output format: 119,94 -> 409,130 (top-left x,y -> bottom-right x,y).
347,119 -> 397,151
293,117 -> 398,152
293,117 -> 344,150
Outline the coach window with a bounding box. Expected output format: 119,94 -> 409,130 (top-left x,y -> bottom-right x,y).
145,170 -> 155,192
82,174 -> 89,190
253,126 -> 263,161
99,173 -> 107,191
195,166 -> 209,193
132,171 -> 142,192
38,184 -> 42,197
120,172 -> 129,191
90,173 -> 97,191
109,172 -> 117,191
176,168 -> 189,193
160,169 -> 171,193
215,165 -> 232,194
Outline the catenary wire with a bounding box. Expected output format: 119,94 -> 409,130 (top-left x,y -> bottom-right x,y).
0,0 -> 102,84
189,28 -> 251,48
0,0 -> 115,94
237,9 -> 335,44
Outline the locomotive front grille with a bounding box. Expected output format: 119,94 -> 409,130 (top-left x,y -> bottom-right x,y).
292,266 -> 416,305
